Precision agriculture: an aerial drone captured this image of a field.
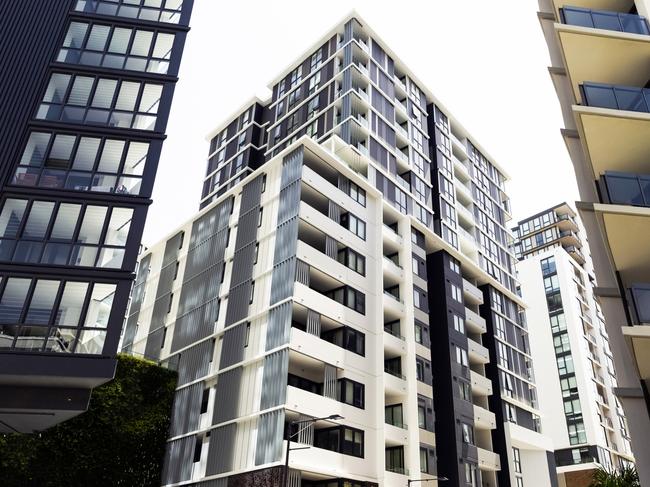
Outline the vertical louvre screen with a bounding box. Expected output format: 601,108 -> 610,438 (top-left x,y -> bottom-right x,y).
295,260 -> 310,286
260,349 -> 289,410
323,364 -> 337,400
266,301 -> 292,350
161,435 -> 194,485
205,423 -> 237,475
212,366 -> 242,424
306,309 -> 321,337
254,409 -> 285,465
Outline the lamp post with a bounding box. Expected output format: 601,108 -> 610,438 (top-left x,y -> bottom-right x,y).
407,477 -> 448,485
282,414 -> 344,487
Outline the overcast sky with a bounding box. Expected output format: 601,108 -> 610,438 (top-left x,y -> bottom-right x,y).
143,0 -> 578,245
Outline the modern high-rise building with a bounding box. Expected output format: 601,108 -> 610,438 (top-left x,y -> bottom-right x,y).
538,0 -> 650,482
514,203 -> 635,487
123,12 -> 557,487
0,0 -> 193,432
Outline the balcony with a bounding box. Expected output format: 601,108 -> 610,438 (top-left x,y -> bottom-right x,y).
468,338 -> 489,365
463,279 -> 484,306
470,370 -> 493,396
582,82 -> 650,113
473,404 -> 497,430
559,229 -> 582,247
603,172 -> 650,207
561,6 -> 649,35
465,307 -> 487,334
477,447 -> 501,472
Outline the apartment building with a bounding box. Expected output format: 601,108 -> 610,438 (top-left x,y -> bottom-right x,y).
538,1 -> 650,482
514,203 -> 634,487
0,0 -> 193,432
123,12 -> 556,487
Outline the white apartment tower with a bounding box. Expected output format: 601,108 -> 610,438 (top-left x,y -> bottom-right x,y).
123,12 -> 557,487
514,203 -> 634,487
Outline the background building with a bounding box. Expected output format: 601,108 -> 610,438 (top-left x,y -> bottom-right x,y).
538,0 -> 650,482
514,203 -> 634,487
123,12 -> 557,487
0,0 -> 193,432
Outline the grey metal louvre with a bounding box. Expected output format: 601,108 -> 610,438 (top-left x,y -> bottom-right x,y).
161,435 -> 194,485
122,253 -> 152,350
219,322 -> 248,369
224,280 -> 252,326
295,260 -> 310,286
260,349 -> 288,409
176,339 -> 213,386
229,241 -> 257,288
270,257 -> 296,304
265,301 -> 292,351
212,367 -> 242,424
306,309 -> 321,336
169,382 -> 203,437
205,423 -> 237,475
254,409 -> 285,465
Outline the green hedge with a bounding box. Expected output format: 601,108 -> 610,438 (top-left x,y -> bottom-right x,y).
0,354 -> 177,487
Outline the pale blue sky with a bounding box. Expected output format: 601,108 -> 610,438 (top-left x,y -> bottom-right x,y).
144,0 -> 578,244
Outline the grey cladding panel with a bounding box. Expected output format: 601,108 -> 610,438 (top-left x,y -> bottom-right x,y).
265,301 -> 292,350
212,367 -> 242,424
143,327 -> 165,361
205,423 -> 237,475
176,339 -> 213,386
169,382 -> 203,437
219,322 -> 248,368
224,280 -> 252,326
255,409 -> 285,465
229,241 -> 256,288
260,349 -> 288,410
161,435 -> 194,484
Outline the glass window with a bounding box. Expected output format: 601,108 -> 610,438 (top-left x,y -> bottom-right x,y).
0,199 -> 28,238
78,206 -> 107,244
55,281 -> 89,326
43,73 -> 71,103
25,280 -> 59,324
23,201 -> 55,239
68,76 -> 94,106
115,81 -> 139,110
105,208 -> 133,246
92,79 -> 117,108
84,283 -> 116,328
20,133 -> 51,167
139,84 -> 162,113
0,278 -> 31,322
51,204 -> 81,240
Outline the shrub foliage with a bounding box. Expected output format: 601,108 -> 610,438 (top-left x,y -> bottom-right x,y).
0,354 -> 176,487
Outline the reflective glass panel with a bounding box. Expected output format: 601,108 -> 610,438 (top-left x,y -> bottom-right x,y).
84,283 -> 116,328
25,280 -> 59,324
55,281 -> 89,326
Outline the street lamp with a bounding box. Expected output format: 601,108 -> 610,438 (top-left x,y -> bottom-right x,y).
407,478 -> 448,485
282,414 -> 344,487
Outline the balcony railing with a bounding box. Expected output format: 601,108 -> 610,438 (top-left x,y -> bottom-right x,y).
630,284 -> 650,324
603,172 -> 650,207
582,82 -> 650,113
561,6 -> 650,35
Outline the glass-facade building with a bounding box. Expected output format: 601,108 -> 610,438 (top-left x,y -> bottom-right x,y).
0,0 -> 193,432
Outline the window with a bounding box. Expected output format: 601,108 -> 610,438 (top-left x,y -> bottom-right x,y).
310,50 -> 322,71
13,132 -> 149,195
340,212 -> 366,240
243,322 -> 251,347
167,293 -> 173,313
337,378 -> 364,408
0,198 -> 133,269
452,314 -> 465,333
449,257 -> 461,274
419,448 -> 428,473
513,447 -> 522,473
418,405 -> 426,429
557,354 -> 575,376
385,403 -> 404,427
347,181 -> 366,206
454,345 -> 468,367
37,73 -> 162,131
258,207 -> 263,227
307,96 -> 319,119
568,421 -> 587,445
465,463 -> 479,487
306,120 -> 318,138
313,426 -> 364,458
324,286 -> 365,314
58,21 -> 175,74
249,281 -> 255,304
461,423 -> 474,444
385,446 -> 405,474
74,0 -> 184,24
322,326 -> 365,356
414,320 -> 426,344
416,358 -> 425,381
0,278 -> 113,354
200,388 -> 209,414
337,247 -> 366,275
308,72 -> 320,94
450,283 -> 462,303
459,380 -> 471,401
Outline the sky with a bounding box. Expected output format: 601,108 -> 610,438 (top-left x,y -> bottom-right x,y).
143,0 -> 579,245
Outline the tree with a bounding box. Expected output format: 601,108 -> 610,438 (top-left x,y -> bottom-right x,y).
590,465 -> 640,487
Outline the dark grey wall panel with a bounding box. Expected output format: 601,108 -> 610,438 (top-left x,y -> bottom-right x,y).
260,350 -> 288,410
212,367 -> 243,424
255,409 -> 285,465
206,423 -> 237,476
169,382 -> 203,437
161,435 -> 194,485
